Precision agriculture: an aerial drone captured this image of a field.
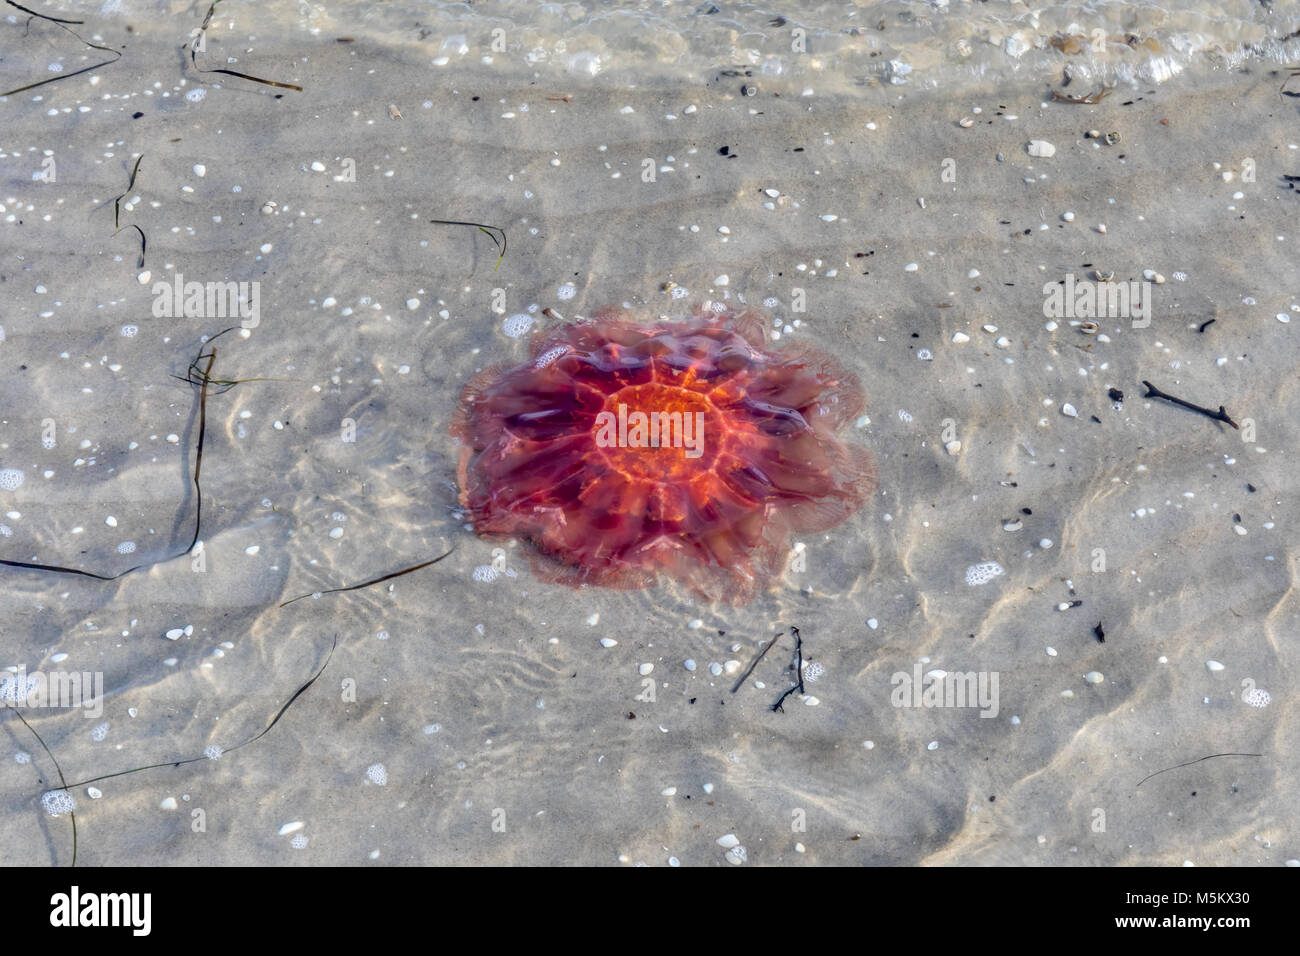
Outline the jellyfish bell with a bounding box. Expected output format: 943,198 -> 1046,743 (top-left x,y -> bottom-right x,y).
451,305 -> 875,604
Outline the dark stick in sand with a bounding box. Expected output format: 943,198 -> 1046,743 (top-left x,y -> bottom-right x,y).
771,626 -> 806,712
278,549 -> 455,607
1142,380 -> 1238,429
729,631 -> 783,693
1136,752 -> 1262,789
429,219 -> 507,270
0,0 -> 122,97
189,0 -> 303,93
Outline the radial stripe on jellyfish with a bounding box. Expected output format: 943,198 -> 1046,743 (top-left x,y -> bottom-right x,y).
451,305 -> 875,604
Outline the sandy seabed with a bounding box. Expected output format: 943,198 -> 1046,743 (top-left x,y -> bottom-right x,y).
0,3 -> 1297,866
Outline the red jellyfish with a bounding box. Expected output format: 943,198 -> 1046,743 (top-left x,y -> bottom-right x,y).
451,305 -> 875,603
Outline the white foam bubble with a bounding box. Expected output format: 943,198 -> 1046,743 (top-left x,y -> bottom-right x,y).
0,469 -> 24,491
503,313 -> 534,338
534,345 -> 569,369
0,672 -> 39,704
1243,688 -> 1271,708
366,763 -> 388,785
965,562 -> 1006,586
42,789 -> 75,817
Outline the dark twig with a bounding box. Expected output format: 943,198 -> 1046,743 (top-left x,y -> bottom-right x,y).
109,155 -> 148,267
64,635 -> 338,791
6,0 -> 79,22
16,634 -> 337,870
1136,752 -> 1263,789
188,0 -> 303,93
0,332 -> 235,579
279,549 -> 455,607
429,219 -> 507,270
112,154 -> 142,231
729,631 -> 783,693
1197,318 -> 1216,333
1142,380 -> 1238,429
0,0 -> 123,97
771,625 -> 806,712
119,223 -> 146,268
10,709 -> 76,866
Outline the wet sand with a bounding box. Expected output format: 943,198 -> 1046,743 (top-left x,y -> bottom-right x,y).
0,3 -> 1297,865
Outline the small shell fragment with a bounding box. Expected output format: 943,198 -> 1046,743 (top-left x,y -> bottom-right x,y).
959,116 -> 974,128
388,104 -> 402,119
1026,140 -> 1057,157
1079,321 -> 1099,334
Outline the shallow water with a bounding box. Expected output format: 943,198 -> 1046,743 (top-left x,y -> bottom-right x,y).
0,1 -> 1296,865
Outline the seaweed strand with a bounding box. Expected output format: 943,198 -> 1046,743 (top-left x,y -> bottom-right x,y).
1,0 -> 122,97
188,1 -> 303,93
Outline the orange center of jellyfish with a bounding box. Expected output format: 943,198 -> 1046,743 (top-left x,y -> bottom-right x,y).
595,382 -> 721,482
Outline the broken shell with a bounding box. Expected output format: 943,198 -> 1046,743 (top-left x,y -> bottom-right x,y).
959,116 -> 974,128
1079,320 -> 1100,334
1086,129 -> 1101,139
1104,131 -> 1120,145
1026,139 -> 1057,158
1094,270 -> 1114,282
1002,518 -> 1023,532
